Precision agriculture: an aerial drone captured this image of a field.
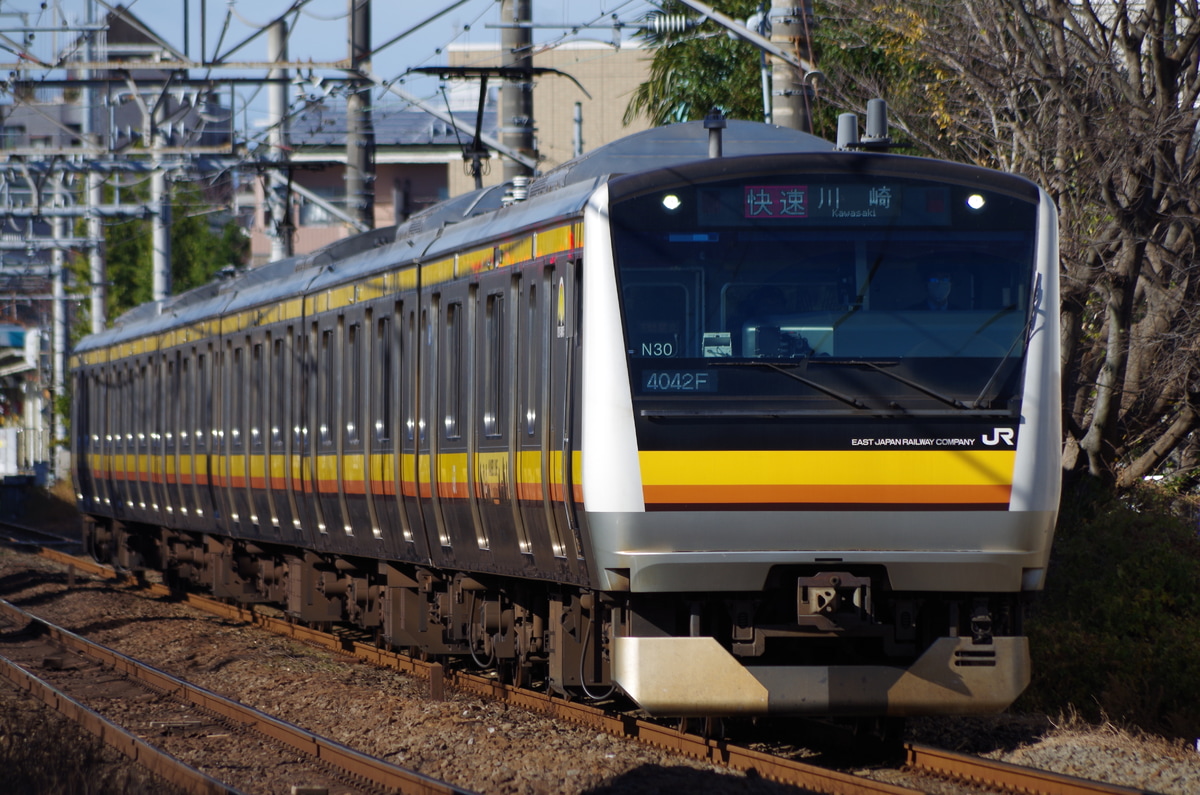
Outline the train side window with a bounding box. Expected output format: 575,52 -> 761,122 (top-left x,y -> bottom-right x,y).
114,368 -> 120,446
138,364 -> 147,448
444,302 -> 463,440
410,309 -> 421,443
98,371 -> 107,445
483,293 -> 504,438
525,282 -> 538,436
165,356 -> 176,444
196,352 -> 209,451
293,327 -> 306,451
271,337 -> 285,450
251,342 -> 264,450
347,323 -> 361,444
180,356 -> 191,451
125,366 -> 134,446
215,349 -> 226,451
376,316 -> 392,442
319,328 -> 335,447
98,371 -> 106,444
129,366 -> 137,446
116,368 -> 125,446
232,345 -> 244,449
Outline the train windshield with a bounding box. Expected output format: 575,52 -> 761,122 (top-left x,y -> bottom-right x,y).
608,167 -> 1039,409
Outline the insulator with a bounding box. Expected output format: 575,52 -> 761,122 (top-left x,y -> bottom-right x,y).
644,14 -> 697,35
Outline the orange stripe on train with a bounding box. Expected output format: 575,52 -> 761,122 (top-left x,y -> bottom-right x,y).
643,483 -> 1012,505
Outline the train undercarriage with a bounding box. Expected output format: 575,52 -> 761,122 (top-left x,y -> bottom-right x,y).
83,516 -> 1028,714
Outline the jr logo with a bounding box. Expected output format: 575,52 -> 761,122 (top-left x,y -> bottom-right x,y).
982,428 -> 1016,446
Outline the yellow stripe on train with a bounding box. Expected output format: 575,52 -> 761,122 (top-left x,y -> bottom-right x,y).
639,449 -> 1016,488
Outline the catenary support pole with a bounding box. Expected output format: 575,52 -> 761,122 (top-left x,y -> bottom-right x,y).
501,0 -> 535,181
770,0 -> 813,132
268,19 -> 292,261
346,0 -> 375,230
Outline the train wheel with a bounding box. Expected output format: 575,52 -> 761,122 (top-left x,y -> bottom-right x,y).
852,717 -> 906,761
677,717 -> 726,740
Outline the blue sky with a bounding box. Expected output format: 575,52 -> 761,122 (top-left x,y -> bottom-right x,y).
8,1 -> 655,77
2,1 -> 658,144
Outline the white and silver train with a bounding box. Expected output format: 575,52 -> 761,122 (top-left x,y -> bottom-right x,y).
71,118 -> 1061,717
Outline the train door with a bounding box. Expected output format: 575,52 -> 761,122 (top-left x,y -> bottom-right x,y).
70,369 -> 91,511
475,272 -> 527,568
249,331 -> 281,539
400,301 -> 432,561
296,323 -> 328,545
312,315 -> 350,544
131,360 -> 149,518
516,263 -> 580,574
91,368 -> 107,511
150,355 -> 168,523
269,331 -> 299,541
547,261 -> 584,568
365,302 -> 411,560
435,282 -> 487,565
195,346 -> 220,529
342,308 -> 377,552
182,348 -> 207,532
98,368 -> 114,511
108,366 -> 121,514
280,326 -> 308,543
176,351 -> 195,530
138,359 -> 153,519
212,343 -> 234,535
162,351 -> 179,526
112,365 -> 127,515
93,368 -> 108,512
143,359 -> 160,520
127,361 -> 140,517
417,291 -> 452,561
105,367 -> 119,511
127,362 -> 142,517
515,270 -> 549,562
226,338 -> 258,538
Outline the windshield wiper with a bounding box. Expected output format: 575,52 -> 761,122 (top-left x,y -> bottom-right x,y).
789,357 -> 968,410
853,360 -> 969,410
973,273 -> 1043,408
710,360 -> 869,410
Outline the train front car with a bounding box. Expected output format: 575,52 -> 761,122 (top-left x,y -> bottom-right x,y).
580,153 -> 1060,717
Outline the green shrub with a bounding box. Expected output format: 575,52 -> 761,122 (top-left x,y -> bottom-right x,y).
1018,484 -> 1200,737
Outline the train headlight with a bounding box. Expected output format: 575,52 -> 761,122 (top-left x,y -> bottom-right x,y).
966,193 -> 986,211
661,193 -> 682,212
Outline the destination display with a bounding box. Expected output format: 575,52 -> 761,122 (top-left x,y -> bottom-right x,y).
695,182 -> 952,227
743,184 -> 901,220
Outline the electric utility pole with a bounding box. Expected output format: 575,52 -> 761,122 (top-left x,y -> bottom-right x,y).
346,0 -> 376,229
501,0 -> 535,181
770,0 -> 814,133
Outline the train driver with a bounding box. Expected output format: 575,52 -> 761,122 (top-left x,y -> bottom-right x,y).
914,270 -> 954,310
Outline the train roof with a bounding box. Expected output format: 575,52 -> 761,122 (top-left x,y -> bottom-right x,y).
529,119 -> 834,196
77,120 -> 836,354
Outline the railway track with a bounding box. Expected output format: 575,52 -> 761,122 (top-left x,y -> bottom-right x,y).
20,546 -> 1162,795
0,592 -> 478,795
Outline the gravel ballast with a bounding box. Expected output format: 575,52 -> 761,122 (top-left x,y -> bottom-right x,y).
1,547 -> 1199,795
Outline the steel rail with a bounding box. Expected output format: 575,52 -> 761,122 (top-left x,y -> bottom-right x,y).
35,548 -> 1163,795
907,744 -> 1160,795
37,549 -> 918,795
0,614 -> 244,795
0,594 -> 478,795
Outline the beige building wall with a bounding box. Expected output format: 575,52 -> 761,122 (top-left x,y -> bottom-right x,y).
245,43 -> 652,263
448,41 -> 653,197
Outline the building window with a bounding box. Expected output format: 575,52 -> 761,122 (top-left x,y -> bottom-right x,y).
298,186 -> 349,227
0,126 -> 25,149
